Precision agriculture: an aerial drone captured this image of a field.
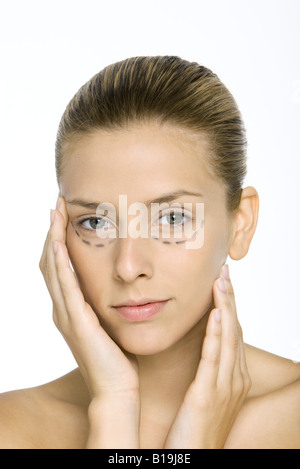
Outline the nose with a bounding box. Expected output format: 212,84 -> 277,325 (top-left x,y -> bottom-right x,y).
112,237 -> 154,283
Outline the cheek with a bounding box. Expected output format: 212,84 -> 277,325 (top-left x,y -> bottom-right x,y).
157,229 -> 226,312
169,250 -> 215,306
158,227 -> 224,282
66,226 -> 109,306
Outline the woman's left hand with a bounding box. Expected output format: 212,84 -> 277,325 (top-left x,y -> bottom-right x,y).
164,265 -> 252,449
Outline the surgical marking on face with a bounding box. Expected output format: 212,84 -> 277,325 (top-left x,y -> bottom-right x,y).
71,222 -> 117,248
149,230 -> 199,246
70,212 -> 203,249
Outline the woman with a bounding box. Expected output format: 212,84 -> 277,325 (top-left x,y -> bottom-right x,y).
0,56 -> 299,449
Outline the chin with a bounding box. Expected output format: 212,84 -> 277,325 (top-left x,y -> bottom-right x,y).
94,297 -> 212,357
121,342 -> 166,357
106,322 -> 179,357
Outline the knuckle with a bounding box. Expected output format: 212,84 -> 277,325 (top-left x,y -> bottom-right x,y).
187,382 -> 214,409
46,267 -> 55,284
237,322 -> 244,339
220,384 -> 232,401
39,259 -> 44,274
52,307 -> 69,335
233,378 -> 244,397
196,392 -> 216,410
201,337 -> 221,364
201,352 -> 220,366
52,307 -> 61,330
52,315 -> 60,331
228,329 -> 239,350
226,282 -> 234,296
244,374 -> 252,394
233,373 -> 252,399
39,254 -> 47,274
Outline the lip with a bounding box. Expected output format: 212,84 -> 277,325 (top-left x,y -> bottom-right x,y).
112,299 -> 170,322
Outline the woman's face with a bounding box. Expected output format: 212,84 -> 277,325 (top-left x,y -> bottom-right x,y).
60,123 -> 234,355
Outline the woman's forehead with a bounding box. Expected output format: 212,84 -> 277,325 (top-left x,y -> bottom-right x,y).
60,124 -> 216,193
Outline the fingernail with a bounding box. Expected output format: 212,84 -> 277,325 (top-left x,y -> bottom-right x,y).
218,276 -> 227,293
222,264 -> 230,280
214,308 -> 222,323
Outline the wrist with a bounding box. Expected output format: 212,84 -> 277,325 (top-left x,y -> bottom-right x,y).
87,393 -> 141,449
89,389 -> 140,411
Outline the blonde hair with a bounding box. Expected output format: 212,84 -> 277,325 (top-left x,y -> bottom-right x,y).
55,56 -> 247,212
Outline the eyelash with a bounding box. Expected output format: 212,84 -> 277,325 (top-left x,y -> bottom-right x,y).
77,217 -> 114,231
156,210 -> 191,226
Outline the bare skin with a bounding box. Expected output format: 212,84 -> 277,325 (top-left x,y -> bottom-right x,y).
0,123 -> 299,449
0,347 -> 299,449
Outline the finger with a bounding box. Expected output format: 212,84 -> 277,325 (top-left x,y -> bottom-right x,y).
45,207 -> 69,308
39,227 -> 50,275
237,325 -> 252,392
213,269 -> 240,387
53,239 -> 108,351
40,195 -> 68,274
221,268 -> 248,384
53,240 -> 89,321
56,195 -> 69,239
220,264 -> 237,315
195,308 -> 222,389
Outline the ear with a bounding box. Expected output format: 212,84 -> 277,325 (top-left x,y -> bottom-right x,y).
229,186 -> 259,260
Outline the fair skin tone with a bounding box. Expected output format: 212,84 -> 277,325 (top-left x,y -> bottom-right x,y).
0,122 -> 299,449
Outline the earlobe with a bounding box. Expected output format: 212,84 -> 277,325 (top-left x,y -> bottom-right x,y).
229,186 -> 259,260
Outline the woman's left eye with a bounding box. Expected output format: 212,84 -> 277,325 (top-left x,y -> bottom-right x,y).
159,211 -> 188,226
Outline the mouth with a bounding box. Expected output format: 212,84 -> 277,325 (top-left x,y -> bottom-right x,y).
112,298 -> 170,322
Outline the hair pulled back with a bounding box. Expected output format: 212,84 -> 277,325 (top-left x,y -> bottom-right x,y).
55,56 -> 247,212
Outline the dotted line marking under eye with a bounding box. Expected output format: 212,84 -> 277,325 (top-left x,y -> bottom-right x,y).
71,222 -> 116,248
71,223 -> 199,247
151,231 -> 198,245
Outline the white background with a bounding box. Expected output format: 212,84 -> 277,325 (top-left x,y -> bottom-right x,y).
0,0 -> 299,393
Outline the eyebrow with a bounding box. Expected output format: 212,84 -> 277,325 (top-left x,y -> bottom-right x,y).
144,190 -> 204,207
66,190 -> 204,209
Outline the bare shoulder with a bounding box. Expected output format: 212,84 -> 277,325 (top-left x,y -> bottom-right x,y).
0,370 -> 89,449
245,344 -> 300,397
225,345 -> 300,449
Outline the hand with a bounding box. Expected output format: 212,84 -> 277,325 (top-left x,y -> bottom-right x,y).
39,196 -> 140,401
164,265 -> 251,449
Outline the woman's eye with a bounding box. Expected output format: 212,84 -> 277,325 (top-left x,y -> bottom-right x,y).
80,217 -> 112,230
159,211 -> 187,226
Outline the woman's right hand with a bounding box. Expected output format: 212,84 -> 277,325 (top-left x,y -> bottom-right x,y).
39,196 -> 140,402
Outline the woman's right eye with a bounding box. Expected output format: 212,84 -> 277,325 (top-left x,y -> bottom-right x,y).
80,217 -> 113,231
